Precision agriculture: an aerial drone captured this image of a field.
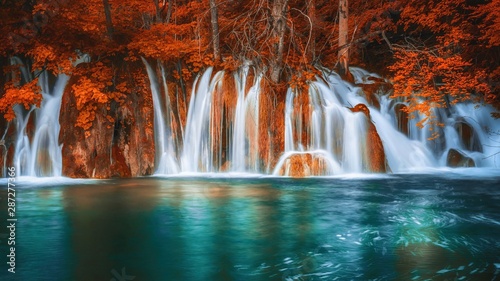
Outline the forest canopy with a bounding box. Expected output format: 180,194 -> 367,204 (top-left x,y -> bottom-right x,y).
0,0 -> 499,126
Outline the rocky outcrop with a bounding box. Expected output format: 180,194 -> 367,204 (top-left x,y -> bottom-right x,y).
446,148 -> 475,167
366,123 -> 387,172
59,74 -> 155,178
277,153 -> 332,177
358,76 -> 393,110
349,103 -> 387,173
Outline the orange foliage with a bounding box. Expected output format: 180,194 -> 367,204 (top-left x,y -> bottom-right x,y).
0,0 -> 498,133
474,0 -> 500,48
0,78 -> 41,120
70,61 -> 126,132
389,48 -> 487,118
387,0 -> 498,119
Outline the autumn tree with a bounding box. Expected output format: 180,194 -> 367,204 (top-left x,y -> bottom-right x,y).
1,0 -> 498,133
385,0 -> 495,122
473,0 -> 500,117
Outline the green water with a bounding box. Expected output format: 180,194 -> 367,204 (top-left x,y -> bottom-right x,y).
1,173 -> 500,280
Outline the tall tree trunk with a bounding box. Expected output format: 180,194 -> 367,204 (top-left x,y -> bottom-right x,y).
270,0 -> 289,83
153,0 -> 162,23
209,0 -> 220,62
307,0 -> 316,63
165,0 -> 173,24
102,0 -> 114,39
338,0 -> 348,76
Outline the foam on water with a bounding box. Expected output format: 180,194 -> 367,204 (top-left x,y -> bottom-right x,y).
151,171 -> 266,179
0,176 -> 101,188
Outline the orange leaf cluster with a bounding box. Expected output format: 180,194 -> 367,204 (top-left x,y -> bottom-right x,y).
388,0 -> 497,120
0,78 -> 41,121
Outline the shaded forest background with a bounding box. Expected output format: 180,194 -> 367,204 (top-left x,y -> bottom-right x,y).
0,0 -> 498,177
1,0 -> 499,120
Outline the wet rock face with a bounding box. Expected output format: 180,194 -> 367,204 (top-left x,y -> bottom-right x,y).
454,121 -> 482,152
111,103 -> 155,177
349,104 -> 387,173
358,77 -> 393,110
59,80 -> 114,178
350,103 -> 371,117
394,103 -> 409,136
59,75 -> 155,178
446,148 -> 475,168
0,117 -> 16,177
367,123 -> 387,173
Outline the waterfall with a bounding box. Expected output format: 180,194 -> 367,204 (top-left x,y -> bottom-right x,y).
13,69 -> 69,177
284,88 -> 296,152
271,67 -> 499,175
7,62 -> 491,178
180,68 -> 225,173
230,67 -> 262,172
142,58 -> 179,174
443,103 -> 500,167
143,65 -> 499,176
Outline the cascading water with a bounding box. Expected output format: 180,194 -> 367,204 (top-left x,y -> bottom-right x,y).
144,64 -> 267,174
230,67 -> 262,173
2,60 -> 478,177
142,65 -> 500,176
3,62 -> 497,177
441,103 -> 500,167
370,99 -> 436,171
13,69 -> 69,177
180,68 -> 224,173
274,67 -> 500,175
6,56 -> 497,178
142,58 -> 179,174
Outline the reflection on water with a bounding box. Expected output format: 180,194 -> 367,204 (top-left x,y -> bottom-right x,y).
1,175 -> 500,280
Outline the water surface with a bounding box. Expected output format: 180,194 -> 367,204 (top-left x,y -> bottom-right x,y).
1,173 -> 500,280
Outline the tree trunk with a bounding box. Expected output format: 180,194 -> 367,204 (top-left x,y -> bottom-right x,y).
153,0 -> 162,23
209,0 -> 220,62
102,0 -> 114,39
307,0 -> 316,63
270,0 -> 289,83
338,0 -> 348,76
165,0 -> 173,24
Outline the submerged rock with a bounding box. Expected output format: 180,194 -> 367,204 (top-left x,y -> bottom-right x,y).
446,148 -> 475,167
